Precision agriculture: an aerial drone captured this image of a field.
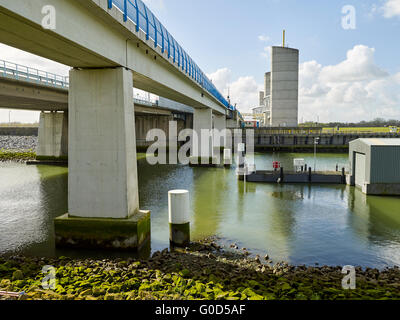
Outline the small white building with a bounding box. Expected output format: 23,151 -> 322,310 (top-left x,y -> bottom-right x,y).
347,138 -> 400,195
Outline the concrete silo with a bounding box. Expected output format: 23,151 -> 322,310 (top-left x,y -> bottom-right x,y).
269,46 -> 299,127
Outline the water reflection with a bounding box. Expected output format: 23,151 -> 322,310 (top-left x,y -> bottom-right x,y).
30,165 -> 68,257
0,164 -> 67,257
346,188 -> 400,266
1,153 -> 400,268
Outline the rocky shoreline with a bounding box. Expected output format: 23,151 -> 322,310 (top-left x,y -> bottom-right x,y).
0,136 -> 37,162
1,237 -> 400,300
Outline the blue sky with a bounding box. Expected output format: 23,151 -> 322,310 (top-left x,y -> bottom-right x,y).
1,0 -> 400,123
146,0 -> 400,78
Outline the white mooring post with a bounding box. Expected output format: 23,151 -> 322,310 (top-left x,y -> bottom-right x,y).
168,190 -> 190,247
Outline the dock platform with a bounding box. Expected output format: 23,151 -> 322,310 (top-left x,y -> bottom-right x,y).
239,170 -> 346,184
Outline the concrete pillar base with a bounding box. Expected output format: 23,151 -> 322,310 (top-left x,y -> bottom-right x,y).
54,210 -> 151,251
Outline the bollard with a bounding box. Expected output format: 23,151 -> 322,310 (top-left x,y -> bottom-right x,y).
308,167 -> 312,182
168,190 -> 190,247
280,167 -> 284,181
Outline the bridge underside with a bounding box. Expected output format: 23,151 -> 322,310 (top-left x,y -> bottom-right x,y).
0,0 -> 232,251
0,0 -> 226,114
0,94 -> 66,111
0,78 -> 68,111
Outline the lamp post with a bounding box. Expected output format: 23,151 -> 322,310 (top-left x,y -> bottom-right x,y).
314,137 -> 320,172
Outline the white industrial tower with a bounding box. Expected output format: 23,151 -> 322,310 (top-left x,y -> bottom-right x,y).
259,31 -> 299,127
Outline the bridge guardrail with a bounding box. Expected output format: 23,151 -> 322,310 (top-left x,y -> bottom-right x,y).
108,0 -> 240,116
134,97 -> 154,106
0,59 -> 69,89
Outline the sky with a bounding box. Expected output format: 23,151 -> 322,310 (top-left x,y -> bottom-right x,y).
1,0 -> 400,123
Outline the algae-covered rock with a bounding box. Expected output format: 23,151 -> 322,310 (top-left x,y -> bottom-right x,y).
12,270 -> 24,281
1,238 -> 400,301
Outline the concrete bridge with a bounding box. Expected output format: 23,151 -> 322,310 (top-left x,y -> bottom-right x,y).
0,58 -> 201,152
0,0 -> 240,250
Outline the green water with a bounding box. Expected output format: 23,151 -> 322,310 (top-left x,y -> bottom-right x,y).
1,153 -> 400,268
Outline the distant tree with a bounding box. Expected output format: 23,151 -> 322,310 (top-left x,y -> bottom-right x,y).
300,118 -> 400,128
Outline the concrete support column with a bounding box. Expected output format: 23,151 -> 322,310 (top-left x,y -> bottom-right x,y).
190,108 -> 213,165
55,67 -> 150,251
37,111 -> 68,160
213,113 -> 227,156
226,119 -> 237,128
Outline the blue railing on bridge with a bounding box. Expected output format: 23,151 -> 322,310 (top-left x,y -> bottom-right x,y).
108,0 -> 239,114
0,59 -> 69,89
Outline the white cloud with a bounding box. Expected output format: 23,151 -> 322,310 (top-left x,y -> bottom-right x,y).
299,45 -> 400,123
319,45 -> 388,82
261,46 -> 272,60
382,0 -> 400,18
208,45 -> 400,121
1,41 -> 399,124
207,68 -> 232,94
258,35 -> 271,42
207,68 -> 263,113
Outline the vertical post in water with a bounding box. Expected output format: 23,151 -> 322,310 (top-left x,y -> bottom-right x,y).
342,167 -> 345,184
169,190 -> 190,247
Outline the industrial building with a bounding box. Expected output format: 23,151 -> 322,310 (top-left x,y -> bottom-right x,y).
257,32 -> 299,127
347,138 -> 400,195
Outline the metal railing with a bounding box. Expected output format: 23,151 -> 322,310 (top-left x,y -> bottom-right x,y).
0,59 -> 69,89
134,96 -> 154,106
108,0 -> 238,113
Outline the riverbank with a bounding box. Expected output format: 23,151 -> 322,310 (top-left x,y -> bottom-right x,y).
0,149 -> 36,162
0,135 -> 37,162
1,237 -> 400,301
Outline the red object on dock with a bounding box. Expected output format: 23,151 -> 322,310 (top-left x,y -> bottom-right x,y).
273,161 -> 281,169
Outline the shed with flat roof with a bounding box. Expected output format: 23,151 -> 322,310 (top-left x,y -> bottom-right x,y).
347,138 -> 400,195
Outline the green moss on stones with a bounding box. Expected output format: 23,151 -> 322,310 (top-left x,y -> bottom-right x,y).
0,149 -> 36,161
2,244 -> 400,301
